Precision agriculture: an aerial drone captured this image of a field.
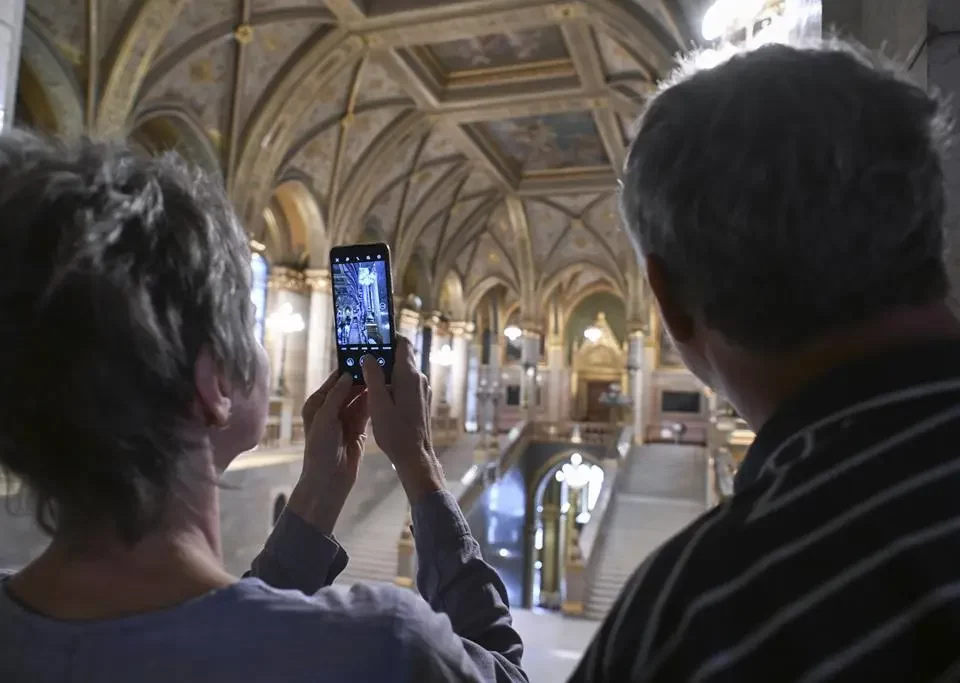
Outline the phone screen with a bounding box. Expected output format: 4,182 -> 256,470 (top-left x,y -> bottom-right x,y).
330,242 -> 396,385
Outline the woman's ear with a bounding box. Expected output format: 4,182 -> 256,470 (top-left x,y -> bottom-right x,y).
647,255 -> 695,343
194,347 -> 233,428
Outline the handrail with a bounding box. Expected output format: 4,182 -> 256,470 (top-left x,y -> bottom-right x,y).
713,447 -> 737,501
458,422 -> 530,513
563,425 -> 634,615
578,426 -> 631,560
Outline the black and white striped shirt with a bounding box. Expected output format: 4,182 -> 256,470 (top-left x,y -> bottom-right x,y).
571,340 -> 960,682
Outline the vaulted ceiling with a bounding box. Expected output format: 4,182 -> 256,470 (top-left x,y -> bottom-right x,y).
21,0 -> 707,316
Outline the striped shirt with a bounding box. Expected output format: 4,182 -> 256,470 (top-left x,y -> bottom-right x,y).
570,340 -> 960,682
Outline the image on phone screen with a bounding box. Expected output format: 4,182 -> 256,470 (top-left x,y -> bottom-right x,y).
330,243 -> 396,385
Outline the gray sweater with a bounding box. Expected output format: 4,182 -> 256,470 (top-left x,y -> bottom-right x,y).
0,491 -> 526,682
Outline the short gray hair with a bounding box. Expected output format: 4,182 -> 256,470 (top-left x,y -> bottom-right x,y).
621,40 -> 953,352
0,131 -> 258,542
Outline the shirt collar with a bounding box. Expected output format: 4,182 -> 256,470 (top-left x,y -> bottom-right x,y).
734,339 -> 960,493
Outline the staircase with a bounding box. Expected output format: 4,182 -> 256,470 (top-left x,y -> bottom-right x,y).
585,444 -> 706,620
335,433 -> 483,587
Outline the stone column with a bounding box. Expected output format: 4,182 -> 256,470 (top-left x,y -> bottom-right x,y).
266,267 -> 309,403
545,336 -> 566,423
627,327 -> 647,444
520,327 -> 541,419
0,1 -> 24,129
397,306 -> 422,370
449,321 -> 473,423
464,334 -> 482,431
305,269 -> 332,400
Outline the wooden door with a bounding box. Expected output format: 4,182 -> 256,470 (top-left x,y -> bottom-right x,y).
584,381 -> 609,422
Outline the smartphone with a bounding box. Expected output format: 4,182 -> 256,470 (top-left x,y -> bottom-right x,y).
330,242 -> 397,385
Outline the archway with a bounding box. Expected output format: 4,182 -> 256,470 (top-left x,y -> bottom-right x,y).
129,109 -> 221,177
528,449 -> 605,610
437,271 -> 466,321
400,251 -> 433,308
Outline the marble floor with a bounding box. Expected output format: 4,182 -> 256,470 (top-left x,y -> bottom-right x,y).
512,609 -> 601,682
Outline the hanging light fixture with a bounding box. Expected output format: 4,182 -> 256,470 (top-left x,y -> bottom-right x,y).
503,325 -> 522,342
583,325 -> 602,344
432,343 -> 455,367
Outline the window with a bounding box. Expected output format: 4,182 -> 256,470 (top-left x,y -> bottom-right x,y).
662,390 -> 701,414
251,253 -> 269,342
506,385 -> 521,406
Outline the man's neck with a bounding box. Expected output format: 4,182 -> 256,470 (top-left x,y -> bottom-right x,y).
6,460 -> 233,621
715,302 -> 960,432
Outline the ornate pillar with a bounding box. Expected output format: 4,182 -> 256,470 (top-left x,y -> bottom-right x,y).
0,1 -> 23,129
397,306 -> 422,359
449,321 -> 474,423
545,335 -> 566,423
627,325 -> 647,444
520,326 -> 541,419
464,333 -> 482,431
305,269 -> 332,399
266,267 -> 309,403
642,315 -> 659,444
421,313 -> 438,379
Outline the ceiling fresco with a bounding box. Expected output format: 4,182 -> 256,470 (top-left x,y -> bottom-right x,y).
481,111 -> 610,174
426,26 -> 570,73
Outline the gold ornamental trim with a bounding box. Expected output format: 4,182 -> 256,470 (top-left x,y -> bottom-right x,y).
305,268 -> 331,293
268,266 -> 308,294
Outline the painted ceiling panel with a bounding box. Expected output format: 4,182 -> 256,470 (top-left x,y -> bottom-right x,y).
141,41 -> 234,134
286,60 -> 358,146
594,31 -> 645,76
419,214 -> 445,254
524,200 -> 567,262
239,20 -> 326,126
419,127 -> 463,164
252,0 -> 329,12
460,168 -> 495,196
289,124 -> 341,206
341,106 -> 409,189
364,182 -> 405,240
160,0 -> 237,56
355,58 -> 415,107
30,0 -> 85,64
549,194 -> 603,216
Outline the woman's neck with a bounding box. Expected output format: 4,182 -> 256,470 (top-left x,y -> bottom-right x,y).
6,469 -> 234,621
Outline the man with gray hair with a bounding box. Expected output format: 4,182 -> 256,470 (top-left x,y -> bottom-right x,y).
570,41 -> 960,682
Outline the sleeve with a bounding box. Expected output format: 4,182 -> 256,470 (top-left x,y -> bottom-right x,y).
408,490 -> 528,683
243,509 -> 349,595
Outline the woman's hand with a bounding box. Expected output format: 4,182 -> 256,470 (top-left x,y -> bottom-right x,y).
363,336 -> 444,504
287,371 -> 368,535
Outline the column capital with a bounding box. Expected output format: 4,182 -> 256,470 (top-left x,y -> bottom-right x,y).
304,268 -> 331,293
627,319 -> 649,337
268,266 -> 308,294
449,321 -> 476,338
520,324 -> 542,338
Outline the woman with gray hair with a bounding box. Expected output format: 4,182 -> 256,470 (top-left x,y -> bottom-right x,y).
0,132 -> 526,683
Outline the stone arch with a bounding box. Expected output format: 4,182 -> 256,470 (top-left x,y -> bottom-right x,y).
400,250 -> 434,308
437,271 -> 466,320
274,179 -> 328,268
130,105 -> 222,177
465,275 -> 517,320
17,12 -> 84,135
